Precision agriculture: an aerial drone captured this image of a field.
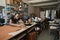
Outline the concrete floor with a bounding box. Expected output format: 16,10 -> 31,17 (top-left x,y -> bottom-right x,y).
37,30 -> 54,40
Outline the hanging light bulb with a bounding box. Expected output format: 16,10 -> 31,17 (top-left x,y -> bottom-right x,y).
20,5 -> 22,7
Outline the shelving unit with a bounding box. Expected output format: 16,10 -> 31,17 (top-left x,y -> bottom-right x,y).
5,0 -> 28,23
6,0 -> 28,13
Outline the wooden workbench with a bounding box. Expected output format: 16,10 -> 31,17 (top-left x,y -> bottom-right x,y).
0,23 -> 36,40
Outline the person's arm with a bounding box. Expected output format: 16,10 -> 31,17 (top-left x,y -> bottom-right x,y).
28,18 -> 32,24
19,19 -> 24,24
9,19 -> 21,27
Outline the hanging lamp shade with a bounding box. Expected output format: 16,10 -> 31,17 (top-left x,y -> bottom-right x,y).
18,0 -> 24,11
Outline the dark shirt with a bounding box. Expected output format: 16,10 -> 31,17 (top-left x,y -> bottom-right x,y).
21,15 -> 30,23
10,16 -> 20,24
0,18 -> 5,23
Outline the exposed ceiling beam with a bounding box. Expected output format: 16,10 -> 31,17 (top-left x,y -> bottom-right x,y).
28,0 -> 57,3
30,1 -> 60,6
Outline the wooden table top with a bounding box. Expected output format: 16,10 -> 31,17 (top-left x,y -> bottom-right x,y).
0,23 -> 36,40
0,25 -> 21,40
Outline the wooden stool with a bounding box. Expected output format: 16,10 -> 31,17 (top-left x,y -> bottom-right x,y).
28,32 -> 36,40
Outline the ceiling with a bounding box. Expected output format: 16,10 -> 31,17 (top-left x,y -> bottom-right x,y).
23,0 -> 60,6
23,0 -> 57,3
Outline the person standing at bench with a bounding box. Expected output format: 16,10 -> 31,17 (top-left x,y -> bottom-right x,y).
9,13 -> 24,27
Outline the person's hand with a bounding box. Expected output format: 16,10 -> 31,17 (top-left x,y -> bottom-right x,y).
14,24 -> 21,27
16,25 -> 21,27
19,23 -> 26,28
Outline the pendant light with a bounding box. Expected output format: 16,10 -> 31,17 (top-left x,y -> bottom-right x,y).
18,0 -> 24,11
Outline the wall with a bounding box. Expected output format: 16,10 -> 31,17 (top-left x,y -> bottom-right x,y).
28,6 -> 34,16
28,6 -> 40,17
0,0 -> 6,6
40,11 -> 45,19
51,10 -> 56,19
40,9 -> 56,19
34,7 -> 40,17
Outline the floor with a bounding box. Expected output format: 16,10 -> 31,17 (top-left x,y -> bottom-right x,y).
37,30 -> 54,40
